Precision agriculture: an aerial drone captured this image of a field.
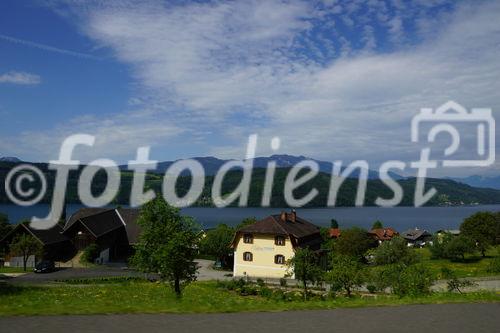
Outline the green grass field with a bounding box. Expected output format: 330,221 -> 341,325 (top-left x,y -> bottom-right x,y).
0,281 -> 498,316
414,247 -> 499,278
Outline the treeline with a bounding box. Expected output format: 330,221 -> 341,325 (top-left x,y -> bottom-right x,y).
1,161 -> 500,207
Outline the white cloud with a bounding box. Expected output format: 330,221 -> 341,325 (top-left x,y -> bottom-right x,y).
9,0 -> 499,177
0,71 -> 41,85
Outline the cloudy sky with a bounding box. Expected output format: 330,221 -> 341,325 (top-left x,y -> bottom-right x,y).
0,0 -> 499,177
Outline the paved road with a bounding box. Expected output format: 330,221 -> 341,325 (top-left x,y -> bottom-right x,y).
0,303 -> 499,333
4,259 -> 229,284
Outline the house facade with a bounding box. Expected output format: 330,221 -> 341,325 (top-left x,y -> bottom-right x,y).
232,210 -> 322,279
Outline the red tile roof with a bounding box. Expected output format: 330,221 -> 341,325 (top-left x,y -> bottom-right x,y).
329,228 -> 341,238
369,228 -> 398,241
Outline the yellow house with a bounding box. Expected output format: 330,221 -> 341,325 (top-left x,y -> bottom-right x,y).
232,210 -> 323,279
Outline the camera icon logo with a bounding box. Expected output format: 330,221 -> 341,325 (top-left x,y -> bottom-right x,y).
411,101 -> 495,167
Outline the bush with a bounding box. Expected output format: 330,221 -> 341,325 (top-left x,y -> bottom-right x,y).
441,267 -> 476,293
80,244 -> 100,264
256,278 -> 265,287
279,278 -> 287,287
429,235 -> 448,259
371,263 -> 435,297
393,264 -> 435,297
259,286 -> 273,298
373,237 -> 417,265
366,284 -> 377,294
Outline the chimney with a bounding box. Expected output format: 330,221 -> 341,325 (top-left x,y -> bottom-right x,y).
290,209 -> 296,222
280,211 -> 286,222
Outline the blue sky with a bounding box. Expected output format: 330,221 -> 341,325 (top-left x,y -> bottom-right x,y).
0,0 -> 499,177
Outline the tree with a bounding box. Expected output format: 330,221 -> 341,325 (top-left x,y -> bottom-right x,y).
0,213 -> 11,240
444,235 -> 476,261
330,219 -> 339,229
80,244 -> 100,264
286,248 -> 323,300
371,220 -> 383,229
334,227 -> 374,261
199,224 -> 234,267
373,236 -> 417,265
237,217 -> 257,230
371,263 -> 434,297
326,255 -> 365,297
9,233 -> 43,271
131,197 -> 200,297
429,234 -> 451,259
460,212 -> 499,257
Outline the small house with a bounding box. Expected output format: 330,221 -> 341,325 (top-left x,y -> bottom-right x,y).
369,227 -> 399,244
232,210 -> 323,279
401,228 -> 432,247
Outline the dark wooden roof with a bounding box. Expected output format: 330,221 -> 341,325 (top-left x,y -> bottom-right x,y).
401,228 -> 432,241
234,211 -> 322,250
238,212 -> 320,239
64,208 -> 110,231
0,223 -> 69,246
79,209 -> 124,238
63,207 -> 141,245
116,208 -> 141,244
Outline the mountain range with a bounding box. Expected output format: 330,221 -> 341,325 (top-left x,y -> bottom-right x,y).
1,155 -> 500,206
1,154 -> 498,189
451,175 -> 500,190
118,154 -> 404,180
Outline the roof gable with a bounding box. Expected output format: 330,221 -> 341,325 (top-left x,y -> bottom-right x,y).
1,222 -> 68,246
63,207 -> 141,244
238,211 -> 320,239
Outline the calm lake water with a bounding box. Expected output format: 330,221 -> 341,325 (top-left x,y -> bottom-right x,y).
1,204 -> 499,232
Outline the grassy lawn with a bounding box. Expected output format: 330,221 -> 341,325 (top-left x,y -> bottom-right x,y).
415,247 -> 499,278
0,267 -> 27,273
0,281 -> 498,316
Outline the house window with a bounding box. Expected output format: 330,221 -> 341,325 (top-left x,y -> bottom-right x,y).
275,255 -> 285,265
243,234 -> 253,244
243,252 -> 253,262
275,236 -> 285,246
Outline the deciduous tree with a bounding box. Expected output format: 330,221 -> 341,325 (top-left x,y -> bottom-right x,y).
334,227 -> 374,261
460,212 -> 499,257
326,255 -> 365,297
10,233 -> 43,271
131,197 -> 200,297
373,236 -> 417,265
371,220 -> 383,229
286,248 -> 323,300
199,224 -> 234,268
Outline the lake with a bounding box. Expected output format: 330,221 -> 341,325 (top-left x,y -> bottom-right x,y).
1,204 -> 499,232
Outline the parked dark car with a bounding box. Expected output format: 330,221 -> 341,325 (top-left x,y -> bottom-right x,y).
34,260 -> 55,273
